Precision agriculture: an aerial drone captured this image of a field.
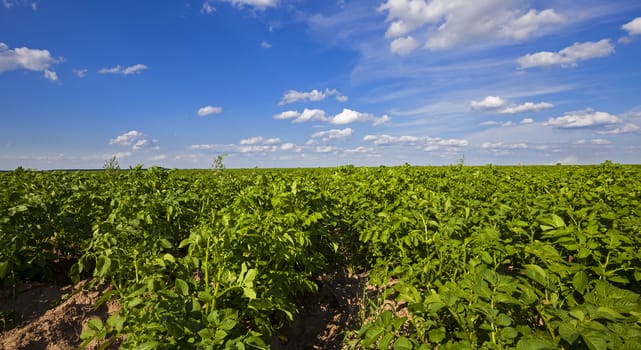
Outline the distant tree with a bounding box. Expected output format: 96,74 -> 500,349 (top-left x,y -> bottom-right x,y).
103,156 -> 120,171
212,153 -> 228,171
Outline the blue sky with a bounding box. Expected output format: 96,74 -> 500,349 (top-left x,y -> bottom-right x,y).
1,0 -> 640,169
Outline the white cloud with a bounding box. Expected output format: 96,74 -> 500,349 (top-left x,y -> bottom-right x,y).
498,102 -> 554,115
188,144 -> 236,152
481,142 -> 528,149
278,88 -> 347,105
311,128 -> 354,140
329,109 -> 391,126
314,146 -> 335,153
233,136 -> 300,153
596,123 -> 640,135
545,109 -> 621,128
98,66 -> 121,74
123,64 -> 148,75
240,136 -> 281,145
201,1 -> 215,14
198,105 -> 223,116
521,118 -> 534,124
133,139 -> 159,150
222,0 -> 278,10
481,120 -> 514,127
344,146 -> 372,154
273,109 -> 328,123
110,130 -> 145,146
73,68 -> 88,78
622,17 -> 641,36
471,96 -> 507,110
279,143 -> 297,151
378,0 -> 564,51
273,110 -> 303,120
501,9 -> 565,41
472,96 -> 553,114
99,64 -> 148,75
390,36 -> 418,56
43,69 -> 58,81
110,130 -> 159,151
274,108 -> 388,126
112,151 -> 132,159
576,139 -> 612,145
260,41 -> 272,49
363,134 -> 468,150
0,42 -> 61,79
518,39 -> 614,69
2,0 -> 35,9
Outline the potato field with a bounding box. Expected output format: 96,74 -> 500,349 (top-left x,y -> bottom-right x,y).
1,162 -> 640,349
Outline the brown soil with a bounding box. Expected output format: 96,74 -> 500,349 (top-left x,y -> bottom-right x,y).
0,270 -> 369,350
0,281 -> 120,350
272,269 -> 368,350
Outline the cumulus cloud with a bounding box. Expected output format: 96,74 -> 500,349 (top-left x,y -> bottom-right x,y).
622,17 -> 641,36
236,136 -> 300,153
518,39 -> 614,69
2,0 -> 36,9
279,88 -> 347,105
201,1 -> 215,14
471,96 -> 507,110
151,154 -> 167,161
198,105 -> 223,116
378,0 -> 564,51
222,0 -> 278,10
545,109 -> 621,128
521,118 -> 534,124
314,146 -> 335,153
0,42 -> 61,80
279,143 -> 297,151
596,123 -> 640,135
329,109 -> 391,126
590,139 -> 611,145
110,130 -> 159,150
311,128 -> 354,140
240,136 -> 281,145
481,142 -> 528,149
344,146 -> 372,154
498,102 -> 554,115
363,134 -> 468,151
112,151 -> 133,159
43,69 -> 58,81
189,144 -> 218,150
110,130 -> 144,146
99,64 -> 148,75
501,9 -> 565,41
273,109 -> 328,123
480,120 -> 513,127
273,108 -> 389,126
472,96 -> 553,114
260,41 -> 272,49
390,36 -> 418,56
73,68 -> 88,78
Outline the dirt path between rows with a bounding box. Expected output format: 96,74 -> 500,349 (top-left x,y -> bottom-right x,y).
0,270 -> 367,350
0,281 -> 119,350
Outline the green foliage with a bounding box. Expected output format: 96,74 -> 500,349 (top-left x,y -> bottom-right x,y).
1,163 -> 641,349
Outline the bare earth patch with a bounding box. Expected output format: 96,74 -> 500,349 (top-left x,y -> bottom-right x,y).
0,281 -> 120,350
1,270 -> 370,350
273,269 -> 367,350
